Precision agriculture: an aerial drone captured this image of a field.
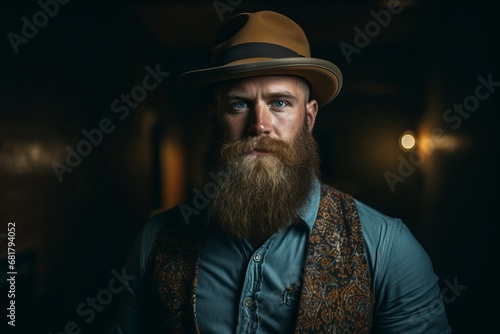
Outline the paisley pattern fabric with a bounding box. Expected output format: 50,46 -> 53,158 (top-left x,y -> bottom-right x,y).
147,184 -> 373,333
294,184 -> 374,333
146,209 -> 207,333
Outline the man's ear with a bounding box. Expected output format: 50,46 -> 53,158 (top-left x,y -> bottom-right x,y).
306,99 -> 319,132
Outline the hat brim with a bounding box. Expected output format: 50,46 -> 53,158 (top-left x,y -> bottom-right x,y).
177,57 -> 342,107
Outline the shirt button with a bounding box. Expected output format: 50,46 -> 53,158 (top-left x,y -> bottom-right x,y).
244,297 -> 254,308
253,253 -> 261,262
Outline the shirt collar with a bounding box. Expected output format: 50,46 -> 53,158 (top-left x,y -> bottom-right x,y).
298,178 -> 321,232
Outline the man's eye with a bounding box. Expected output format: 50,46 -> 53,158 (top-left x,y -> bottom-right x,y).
232,101 -> 248,109
271,101 -> 287,108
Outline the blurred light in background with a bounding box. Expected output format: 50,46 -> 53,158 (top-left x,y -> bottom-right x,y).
400,131 -> 416,151
160,127 -> 185,210
417,124 -> 461,156
0,140 -> 60,173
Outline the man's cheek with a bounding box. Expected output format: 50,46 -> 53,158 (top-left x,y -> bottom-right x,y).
218,118 -> 243,140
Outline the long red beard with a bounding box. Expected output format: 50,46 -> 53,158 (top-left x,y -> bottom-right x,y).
207,123 -> 320,243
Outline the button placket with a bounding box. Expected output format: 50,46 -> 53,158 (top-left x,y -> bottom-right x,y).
237,237 -> 276,333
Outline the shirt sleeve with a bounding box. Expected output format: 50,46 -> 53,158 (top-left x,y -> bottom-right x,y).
114,214 -> 166,334
356,201 -> 451,334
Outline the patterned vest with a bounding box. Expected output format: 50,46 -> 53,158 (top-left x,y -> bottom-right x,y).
146,184 -> 374,333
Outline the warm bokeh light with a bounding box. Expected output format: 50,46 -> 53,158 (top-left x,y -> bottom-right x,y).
400,132 -> 416,150
161,128 -> 185,210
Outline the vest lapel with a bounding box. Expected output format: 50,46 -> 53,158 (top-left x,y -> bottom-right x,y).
295,184 -> 374,333
147,210 -> 206,333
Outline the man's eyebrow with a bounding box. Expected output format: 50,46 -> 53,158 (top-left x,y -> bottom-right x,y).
222,91 -> 299,102
263,92 -> 298,102
222,94 -> 251,101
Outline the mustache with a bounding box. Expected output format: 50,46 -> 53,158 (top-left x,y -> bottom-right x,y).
219,136 -> 301,164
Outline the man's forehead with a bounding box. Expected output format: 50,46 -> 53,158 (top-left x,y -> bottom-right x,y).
214,75 -> 309,97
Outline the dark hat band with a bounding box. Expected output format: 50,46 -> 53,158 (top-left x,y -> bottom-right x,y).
213,42 -> 304,66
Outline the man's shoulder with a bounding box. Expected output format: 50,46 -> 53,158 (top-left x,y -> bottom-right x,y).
143,203 -> 209,240
318,183 -> 403,247
318,183 -> 402,232
147,206 -> 183,226
349,197 -> 431,280
354,199 -> 401,229
135,204 -> 208,264
353,198 -> 405,247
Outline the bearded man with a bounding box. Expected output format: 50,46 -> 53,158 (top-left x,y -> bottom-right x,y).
114,11 -> 450,334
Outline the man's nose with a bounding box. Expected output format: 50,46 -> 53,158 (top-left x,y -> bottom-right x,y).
246,102 -> 272,136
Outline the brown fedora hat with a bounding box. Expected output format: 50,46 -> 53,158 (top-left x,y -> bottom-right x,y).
177,10 -> 343,107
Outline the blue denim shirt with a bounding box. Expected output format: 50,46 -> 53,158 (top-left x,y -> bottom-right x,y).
115,180 -> 451,333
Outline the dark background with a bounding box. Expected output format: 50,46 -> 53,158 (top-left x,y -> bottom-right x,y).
0,0 -> 498,333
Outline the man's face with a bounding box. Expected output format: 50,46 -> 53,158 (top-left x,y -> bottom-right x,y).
210,75 -> 318,144
206,75 -> 321,244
